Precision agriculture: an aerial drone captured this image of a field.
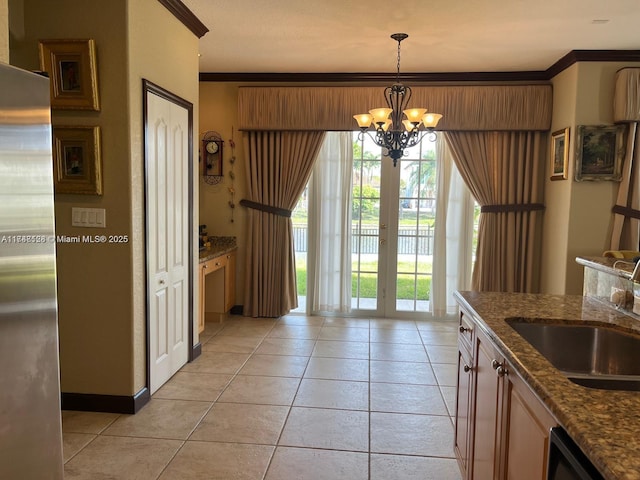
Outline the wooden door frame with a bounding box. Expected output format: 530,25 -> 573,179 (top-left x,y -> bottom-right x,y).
142,79 -> 197,395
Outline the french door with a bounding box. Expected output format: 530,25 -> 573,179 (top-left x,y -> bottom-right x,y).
352,132 -> 437,317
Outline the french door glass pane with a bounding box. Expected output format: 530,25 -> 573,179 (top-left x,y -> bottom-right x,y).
292,187 -> 308,312
352,133 -> 381,311
396,139 -> 437,312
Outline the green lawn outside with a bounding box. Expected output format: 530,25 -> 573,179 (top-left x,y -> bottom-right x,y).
295,257 -> 431,300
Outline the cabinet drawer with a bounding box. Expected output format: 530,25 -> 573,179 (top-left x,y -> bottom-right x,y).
458,311 -> 474,352
203,255 -> 227,273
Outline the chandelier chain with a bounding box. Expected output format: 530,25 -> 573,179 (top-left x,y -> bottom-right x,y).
396,39 -> 402,83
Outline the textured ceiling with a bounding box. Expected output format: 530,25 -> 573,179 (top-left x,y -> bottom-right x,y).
182,0 -> 640,74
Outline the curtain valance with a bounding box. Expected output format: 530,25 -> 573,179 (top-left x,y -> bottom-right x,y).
238,85 -> 552,131
614,68 -> 640,122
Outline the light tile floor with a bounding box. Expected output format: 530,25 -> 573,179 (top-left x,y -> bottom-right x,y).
62,315 -> 463,480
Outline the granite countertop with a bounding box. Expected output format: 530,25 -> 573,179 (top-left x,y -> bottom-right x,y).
577,255 -> 636,279
454,291 -> 640,480
199,236 -> 237,263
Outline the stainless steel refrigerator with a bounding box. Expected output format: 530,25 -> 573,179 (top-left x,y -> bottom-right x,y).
0,63 -> 64,478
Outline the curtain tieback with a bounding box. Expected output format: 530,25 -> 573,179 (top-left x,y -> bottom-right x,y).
240,199 -> 292,217
481,203 -> 545,213
612,204 -> 640,220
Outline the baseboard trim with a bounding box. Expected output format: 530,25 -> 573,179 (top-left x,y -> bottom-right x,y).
61,387 -> 150,414
191,341 -> 202,361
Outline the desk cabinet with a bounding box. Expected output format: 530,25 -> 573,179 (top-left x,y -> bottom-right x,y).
198,250 -> 236,333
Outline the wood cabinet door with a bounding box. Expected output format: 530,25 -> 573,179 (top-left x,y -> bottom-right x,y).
198,263 -> 206,333
224,252 -> 236,311
501,365 -> 557,480
472,328 -> 503,480
455,341 -> 474,479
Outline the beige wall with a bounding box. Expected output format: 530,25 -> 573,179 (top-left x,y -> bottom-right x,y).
9,0 -> 200,397
0,0 -> 8,62
540,61 -> 640,295
199,83 -> 247,301
540,65 -> 577,294
11,0 -> 133,396
127,0 -> 200,390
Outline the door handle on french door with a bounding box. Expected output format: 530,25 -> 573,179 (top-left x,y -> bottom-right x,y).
380,223 -> 387,229
379,239 -> 386,245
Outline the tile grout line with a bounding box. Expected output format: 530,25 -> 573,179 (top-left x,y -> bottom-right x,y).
260,315 -> 326,479
368,321 -> 372,480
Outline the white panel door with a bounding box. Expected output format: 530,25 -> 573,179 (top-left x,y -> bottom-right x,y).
147,92 -> 189,393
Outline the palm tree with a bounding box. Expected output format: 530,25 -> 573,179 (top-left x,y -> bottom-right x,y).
404,149 -> 437,202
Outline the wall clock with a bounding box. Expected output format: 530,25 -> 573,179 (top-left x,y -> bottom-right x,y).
201,131 -> 223,184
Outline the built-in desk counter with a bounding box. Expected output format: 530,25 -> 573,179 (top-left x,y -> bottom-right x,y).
199,236 -> 237,263
198,236 -> 236,332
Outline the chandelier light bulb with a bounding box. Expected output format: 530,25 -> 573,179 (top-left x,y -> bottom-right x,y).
353,114 -> 373,129
369,108 -> 393,124
402,119 -> 418,132
404,108 -> 428,122
422,113 -> 443,129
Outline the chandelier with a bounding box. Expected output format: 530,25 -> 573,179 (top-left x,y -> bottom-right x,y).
353,33 -> 442,167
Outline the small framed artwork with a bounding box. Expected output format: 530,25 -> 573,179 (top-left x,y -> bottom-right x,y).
550,127 -> 570,180
575,124 -> 626,181
52,126 -> 103,195
38,39 -> 100,111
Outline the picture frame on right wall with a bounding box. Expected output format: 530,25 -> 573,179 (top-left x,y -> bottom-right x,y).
574,124 -> 625,182
550,127 -> 570,180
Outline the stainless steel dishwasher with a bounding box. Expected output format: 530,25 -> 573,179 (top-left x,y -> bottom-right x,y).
547,427 -> 604,480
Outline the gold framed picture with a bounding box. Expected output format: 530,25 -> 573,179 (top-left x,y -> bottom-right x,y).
52,126 -> 103,195
550,127 -> 569,180
38,39 -> 100,111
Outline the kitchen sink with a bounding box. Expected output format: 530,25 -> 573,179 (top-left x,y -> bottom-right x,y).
506,319 -> 640,391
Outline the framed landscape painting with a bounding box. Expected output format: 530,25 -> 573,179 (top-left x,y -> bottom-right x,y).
574,124 -> 625,181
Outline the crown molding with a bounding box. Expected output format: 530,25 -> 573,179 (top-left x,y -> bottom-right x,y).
158,0 -> 208,38
199,50 -> 640,83
199,71 -> 549,83
545,50 -> 640,78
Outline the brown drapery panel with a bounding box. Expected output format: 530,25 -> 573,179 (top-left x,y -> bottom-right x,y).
611,69 -> 640,249
242,131 -> 326,317
445,131 -> 546,293
610,123 -> 640,250
238,85 -> 552,131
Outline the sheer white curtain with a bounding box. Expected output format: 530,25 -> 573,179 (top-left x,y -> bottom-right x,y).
307,132 -> 353,314
431,137 -> 475,315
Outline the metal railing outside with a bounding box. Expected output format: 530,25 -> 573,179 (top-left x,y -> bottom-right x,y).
292,225 -> 434,255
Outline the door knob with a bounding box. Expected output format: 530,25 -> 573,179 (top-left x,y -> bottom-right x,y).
379,239 -> 386,245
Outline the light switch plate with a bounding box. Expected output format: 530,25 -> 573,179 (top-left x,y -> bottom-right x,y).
71,207 -> 106,228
